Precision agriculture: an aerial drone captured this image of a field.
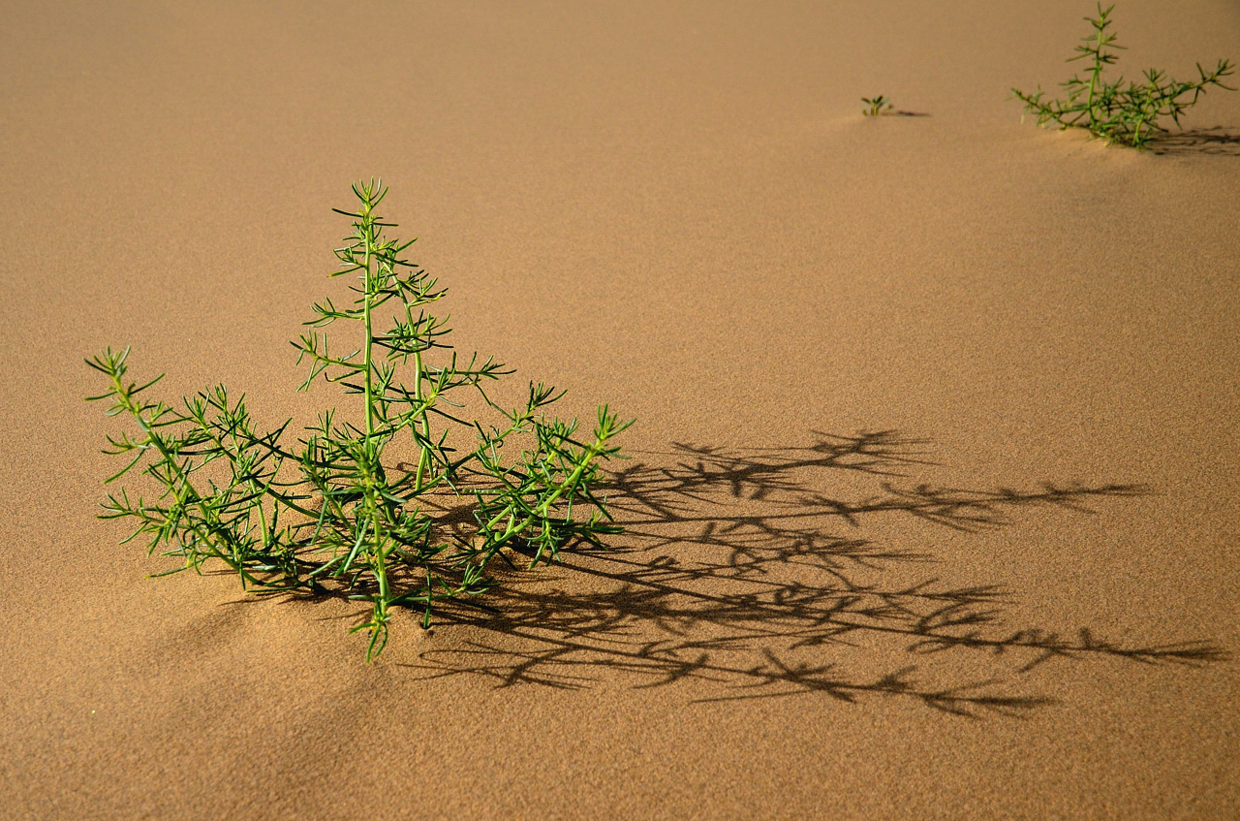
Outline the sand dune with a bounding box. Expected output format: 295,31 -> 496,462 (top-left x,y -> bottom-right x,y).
2,1 -> 1238,818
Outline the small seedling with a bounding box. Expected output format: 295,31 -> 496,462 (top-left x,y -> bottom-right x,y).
861,95 -> 894,116
1012,3 -> 1235,148
87,180 -> 630,660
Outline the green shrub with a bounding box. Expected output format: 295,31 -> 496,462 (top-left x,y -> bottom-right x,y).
88,181 -> 630,660
1012,3 -> 1235,148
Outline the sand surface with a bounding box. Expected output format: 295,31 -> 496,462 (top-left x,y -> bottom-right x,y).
2,1 -> 1239,818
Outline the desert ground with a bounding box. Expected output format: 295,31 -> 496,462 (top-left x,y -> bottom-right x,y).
2,1 -> 1238,818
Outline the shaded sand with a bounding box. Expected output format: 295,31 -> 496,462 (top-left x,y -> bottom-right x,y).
2,1 -> 1238,818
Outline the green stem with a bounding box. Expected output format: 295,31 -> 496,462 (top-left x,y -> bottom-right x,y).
414,349 -> 430,490
362,216 -> 376,439
1086,10 -> 1111,127
372,505 -> 389,605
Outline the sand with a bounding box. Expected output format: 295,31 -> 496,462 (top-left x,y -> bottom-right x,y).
2,0 -> 1238,818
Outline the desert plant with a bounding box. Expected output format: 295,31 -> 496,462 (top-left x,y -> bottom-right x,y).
1012,3 -> 1235,148
87,180 -> 630,660
861,95 -> 894,116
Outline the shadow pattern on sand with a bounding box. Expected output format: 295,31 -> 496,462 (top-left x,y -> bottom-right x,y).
1149,127 -> 1240,156
402,432 -> 1225,716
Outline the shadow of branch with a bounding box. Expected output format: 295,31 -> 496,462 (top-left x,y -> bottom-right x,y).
401,431 -> 1226,717
1148,126 -> 1240,156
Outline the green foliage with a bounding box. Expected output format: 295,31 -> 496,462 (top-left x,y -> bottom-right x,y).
861,95 -> 893,117
87,180 -> 631,660
1012,3 -> 1235,148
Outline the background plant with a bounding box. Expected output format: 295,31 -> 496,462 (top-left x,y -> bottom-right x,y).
1011,3 -> 1235,148
861,95 -> 893,116
87,180 -> 630,660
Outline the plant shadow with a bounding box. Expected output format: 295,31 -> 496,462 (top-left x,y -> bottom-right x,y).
1149,126 -> 1240,156
402,431 -> 1225,717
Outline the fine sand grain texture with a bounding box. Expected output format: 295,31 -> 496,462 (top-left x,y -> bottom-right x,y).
2,1 -> 1239,819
